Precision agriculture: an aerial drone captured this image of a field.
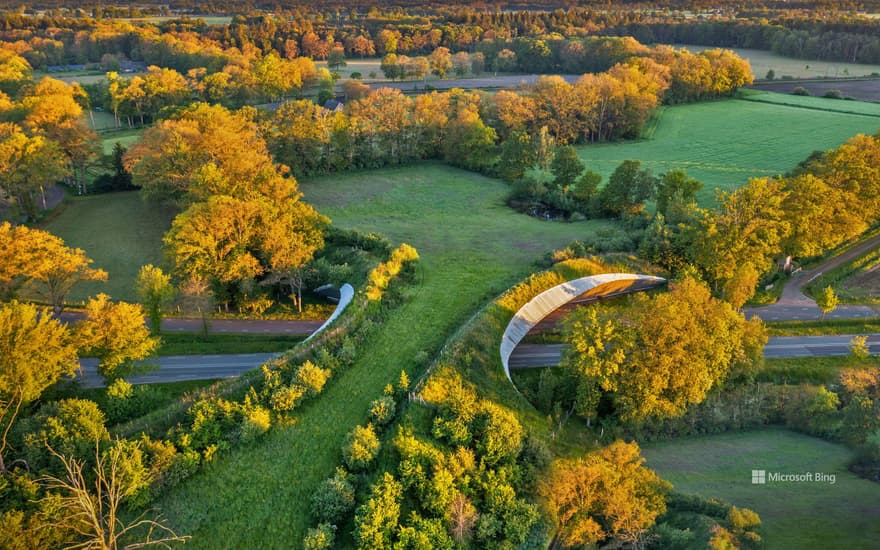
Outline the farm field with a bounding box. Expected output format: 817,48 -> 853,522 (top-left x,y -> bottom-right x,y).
43,191 -> 177,303
643,428 -> 880,549
565,97 -> 880,205
677,44 -> 880,79
749,79 -> 880,103
155,163 -> 613,548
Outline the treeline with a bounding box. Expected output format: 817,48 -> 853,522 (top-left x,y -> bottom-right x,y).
264,46 -> 749,178
608,19 -> 880,65
4,7 -> 880,73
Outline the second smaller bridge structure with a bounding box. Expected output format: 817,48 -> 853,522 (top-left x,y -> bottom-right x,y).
499,273 -> 667,383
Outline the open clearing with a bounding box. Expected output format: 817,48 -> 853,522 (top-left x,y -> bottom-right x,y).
677,44 -> 880,79
643,428 -> 880,549
43,191 -> 176,303
155,163 -> 613,548
567,96 -> 880,205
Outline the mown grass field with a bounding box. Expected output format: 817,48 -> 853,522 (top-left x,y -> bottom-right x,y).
643,428 -> 880,549
568,97 -> 880,205
677,44 -> 880,79
155,163 -> 613,548
101,128 -> 144,154
43,191 -> 176,303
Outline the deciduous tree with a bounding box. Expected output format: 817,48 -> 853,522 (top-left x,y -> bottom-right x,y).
76,294 -> 159,383
135,264 -> 175,333
0,301 -> 78,472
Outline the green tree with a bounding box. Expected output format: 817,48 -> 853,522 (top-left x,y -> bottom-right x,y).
135,264 -> 175,333
599,159 -> 657,217
655,169 -> 702,219
817,286 -> 839,319
76,294 -> 159,382
0,301 -> 78,472
311,467 -> 356,524
497,131 -> 536,183
327,46 -> 347,72
572,170 -> 602,209
110,142 -> 132,191
549,145 -> 585,190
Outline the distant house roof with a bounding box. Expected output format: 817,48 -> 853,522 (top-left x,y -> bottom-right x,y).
323,99 -> 343,112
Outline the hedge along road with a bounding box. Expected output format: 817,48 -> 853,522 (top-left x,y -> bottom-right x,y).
508,335 -> 880,369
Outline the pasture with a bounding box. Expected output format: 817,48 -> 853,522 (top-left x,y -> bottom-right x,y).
643,428 -> 880,549
43,191 -> 176,303
565,97 -> 880,205
677,44 -> 880,79
155,163 -> 613,548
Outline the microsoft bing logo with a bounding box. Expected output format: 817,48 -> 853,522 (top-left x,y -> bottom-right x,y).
751,470 -> 766,484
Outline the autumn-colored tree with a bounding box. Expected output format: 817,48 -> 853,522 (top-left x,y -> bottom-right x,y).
134,264 -> 175,333
0,301 -> 78,472
76,294 -> 159,383
21,78 -> 98,194
540,441 -> 670,548
0,123 -> 69,220
694,177 -> 790,293
125,103 -> 282,205
564,278 -> 766,422
429,47 -> 453,79
353,472 -> 402,549
0,223 -> 106,313
817,286 -> 839,319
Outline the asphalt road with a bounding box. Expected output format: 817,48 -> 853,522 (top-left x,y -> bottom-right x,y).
58,312 -> 324,335
742,304 -> 879,321
77,353 -> 277,388
508,335 -> 880,369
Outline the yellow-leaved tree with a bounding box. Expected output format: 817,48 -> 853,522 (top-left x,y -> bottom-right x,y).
76,294 -> 159,383
0,301 -> 79,472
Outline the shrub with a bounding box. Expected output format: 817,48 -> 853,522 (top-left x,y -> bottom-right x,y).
239,405 -> 271,443
342,423 -> 381,471
23,398 -> 110,471
472,402 -> 524,465
270,385 -> 306,412
350,71 -> 362,79
303,523 -> 336,550
369,396 -> 397,426
295,361 -> 331,397
823,89 -> 843,99
792,86 -> 810,96
311,467 -> 357,524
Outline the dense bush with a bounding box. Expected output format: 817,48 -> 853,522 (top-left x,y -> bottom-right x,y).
368,396 -> 397,426
310,467 -> 357,524
21,398 -> 110,473
302,523 -> 336,550
342,423 -> 381,471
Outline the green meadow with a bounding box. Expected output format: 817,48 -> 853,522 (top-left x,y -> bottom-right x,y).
644,429 -> 880,549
